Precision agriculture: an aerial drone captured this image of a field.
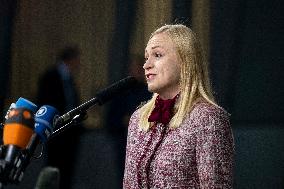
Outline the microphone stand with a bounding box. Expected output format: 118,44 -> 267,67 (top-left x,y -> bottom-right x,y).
48,96 -> 98,141
49,111 -> 87,141
55,97 -> 98,127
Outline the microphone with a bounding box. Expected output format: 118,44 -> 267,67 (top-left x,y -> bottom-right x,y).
3,97 -> 37,126
95,76 -> 138,105
2,98 -> 37,163
14,97 -> 38,114
26,105 -> 59,153
56,76 -> 137,127
6,105 -> 59,184
3,108 -> 34,162
0,98 -> 37,184
34,166 -> 60,189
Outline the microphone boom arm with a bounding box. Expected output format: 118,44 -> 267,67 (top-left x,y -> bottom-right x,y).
55,97 -> 99,128
50,111 -> 87,140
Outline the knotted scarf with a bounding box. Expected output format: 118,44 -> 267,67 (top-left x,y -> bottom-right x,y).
148,94 -> 179,125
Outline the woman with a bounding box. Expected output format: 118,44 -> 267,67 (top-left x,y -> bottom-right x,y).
123,24 -> 234,188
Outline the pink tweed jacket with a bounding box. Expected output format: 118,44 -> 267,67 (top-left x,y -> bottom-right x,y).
123,102 -> 234,189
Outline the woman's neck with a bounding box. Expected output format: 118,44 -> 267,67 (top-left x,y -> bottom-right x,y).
158,91 -> 180,100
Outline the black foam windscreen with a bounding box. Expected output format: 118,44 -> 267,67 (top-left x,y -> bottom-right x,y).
95,76 -> 138,105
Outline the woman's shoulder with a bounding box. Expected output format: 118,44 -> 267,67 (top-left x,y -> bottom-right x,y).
128,107 -> 142,130
129,99 -> 151,122
191,101 -> 229,117
186,101 -> 230,131
129,108 -> 140,121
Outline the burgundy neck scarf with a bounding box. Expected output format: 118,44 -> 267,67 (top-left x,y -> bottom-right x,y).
148,94 -> 179,125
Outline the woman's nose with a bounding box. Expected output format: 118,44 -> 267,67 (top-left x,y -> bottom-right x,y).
143,59 -> 153,70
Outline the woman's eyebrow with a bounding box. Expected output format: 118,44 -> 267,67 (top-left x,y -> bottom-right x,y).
151,45 -> 161,49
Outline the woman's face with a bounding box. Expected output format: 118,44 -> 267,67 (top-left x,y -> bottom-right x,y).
144,32 -> 181,99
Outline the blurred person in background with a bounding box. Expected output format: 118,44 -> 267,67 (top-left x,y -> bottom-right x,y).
37,45 -> 84,189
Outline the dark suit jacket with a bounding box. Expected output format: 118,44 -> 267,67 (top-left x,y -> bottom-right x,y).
37,65 -> 72,115
37,64 -> 82,189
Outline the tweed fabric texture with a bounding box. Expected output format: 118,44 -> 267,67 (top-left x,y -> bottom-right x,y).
123,102 -> 234,189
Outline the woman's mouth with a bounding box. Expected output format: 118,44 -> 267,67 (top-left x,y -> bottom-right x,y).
146,74 -> 156,81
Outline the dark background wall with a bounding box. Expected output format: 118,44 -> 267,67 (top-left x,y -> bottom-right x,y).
210,0 -> 284,188
0,0 -> 283,188
211,0 -> 284,122
0,0 -> 17,122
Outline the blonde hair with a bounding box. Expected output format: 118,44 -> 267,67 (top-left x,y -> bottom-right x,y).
139,24 -> 217,131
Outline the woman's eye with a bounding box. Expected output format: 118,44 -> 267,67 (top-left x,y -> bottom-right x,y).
155,53 -> 162,58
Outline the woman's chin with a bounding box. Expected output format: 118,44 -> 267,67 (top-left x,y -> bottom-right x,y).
147,84 -> 158,93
